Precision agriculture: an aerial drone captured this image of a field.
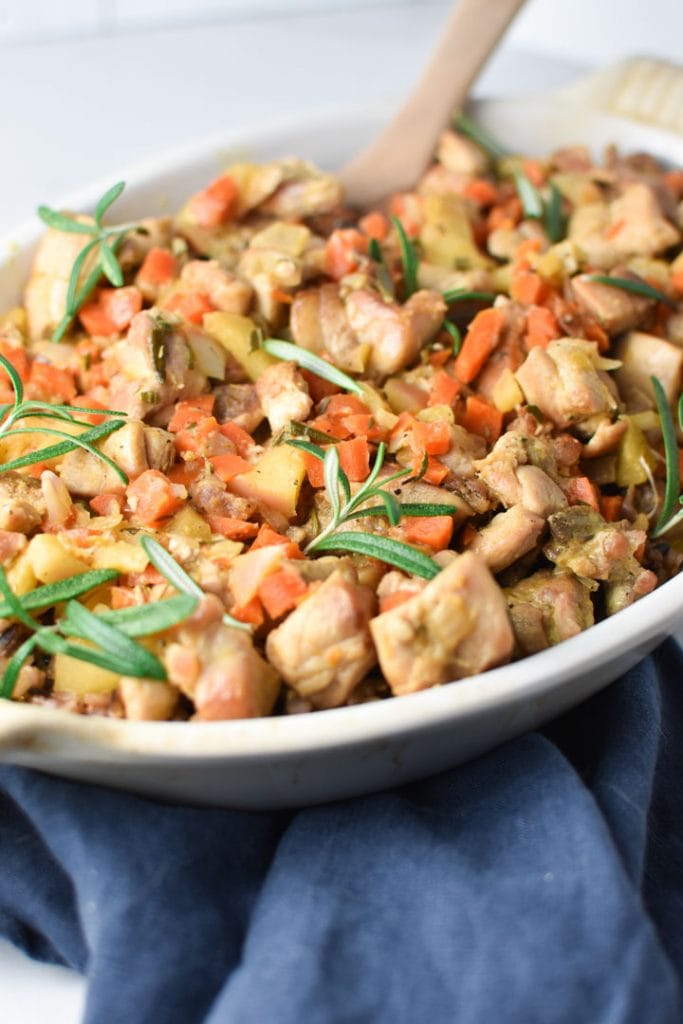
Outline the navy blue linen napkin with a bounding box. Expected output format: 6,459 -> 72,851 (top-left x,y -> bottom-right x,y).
1,639 -> 683,1024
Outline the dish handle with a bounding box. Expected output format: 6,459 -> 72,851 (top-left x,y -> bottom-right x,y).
559,57 -> 683,136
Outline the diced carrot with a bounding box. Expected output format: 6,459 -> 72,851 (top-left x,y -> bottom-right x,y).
188,174 -> 239,228
251,524 -> 304,559
582,318 -> 610,353
672,270 -> 683,296
126,469 -> 185,525
0,343 -> 29,384
454,307 -> 506,384
258,567 -> 308,619
462,178 -> 498,206
359,210 -> 390,241
174,415 -> 220,455
167,459 -> 202,489
390,411 -> 417,444
414,456 -> 449,486
304,436 -> 371,487
428,369 -> 461,407
410,419 -> 451,456
510,270 -> 549,306
137,246 -> 178,285
564,476 -> 600,512
399,515 -> 454,552
513,237 -> 543,270
388,193 -> 423,237
207,515 -> 259,540
428,348 -> 452,368
70,394 -> 107,425
340,413 -> 387,442
219,420 -> 254,456
167,395 -> 216,433
79,286 -> 143,337
163,290 -> 215,325
230,595 -> 265,627
271,287 -> 294,305
522,159 -> 546,187
299,368 -> 342,405
379,590 -> 416,614
26,462 -> 50,479
28,361 -> 77,402
110,586 -> 140,610
209,453 -> 252,483
325,228 -> 368,280
524,305 -> 560,350
325,394 -> 370,418
125,565 -> 166,587
460,395 -> 503,444
599,495 -> 624,523
459,522 -> 478,549
486,196 -> 522,233
89,493 -> 125,517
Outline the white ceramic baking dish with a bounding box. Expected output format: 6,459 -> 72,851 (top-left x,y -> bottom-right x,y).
0,57 -> 682,809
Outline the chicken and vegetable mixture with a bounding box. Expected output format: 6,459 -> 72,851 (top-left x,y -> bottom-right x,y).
1,115 -> 682,721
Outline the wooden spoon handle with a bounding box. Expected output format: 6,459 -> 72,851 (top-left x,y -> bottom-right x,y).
339,0 -> 527,208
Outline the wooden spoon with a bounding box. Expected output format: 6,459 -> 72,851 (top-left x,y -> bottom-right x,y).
339,0 -> 527,208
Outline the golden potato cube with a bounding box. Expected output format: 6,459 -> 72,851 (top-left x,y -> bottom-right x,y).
203,311 -> 278,382
53,648 -> 120,694
26,534 -> 90,584
227,445 -> 307,517
91,541 -> 149,574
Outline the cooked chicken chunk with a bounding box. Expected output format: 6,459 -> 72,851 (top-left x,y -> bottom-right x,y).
469,505 -> 545,574
515,338 -> 618,430
571,273 -> 653,334
436,129 -> 490,177
180,259 -> 252,314
505,569 -> 594,655
118,678 -> 179,721
58,421 -> 174,497
345,289 -> 446,377
370,552 -> 514,695
213,382 -> 264,432
0,474 -> 46,533
614,330 -> 683,409
291,284 -> 369,373
474,431 -> 567,517
569,183 -> 680,269
255,361 -> 312,433
265,569 -> 376,709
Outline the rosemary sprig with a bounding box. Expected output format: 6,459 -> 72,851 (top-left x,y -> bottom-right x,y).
514,170 -> 544,220
345,502 -> 459,522
544,182 -> 565,243
37,181 -> 141,342
452,112 -> 507,161
585,275 -> 676,309
0,352 -> 128,478
0,569 -> 117,618
391,216 -> 419,298
313,532 -> 440,580
368,237 -> 395,301
140,534 -> 251,632
442,288 -> 496,304
651,375 -> 683,537
261,338 -> 363,396
442,321 -> 462,355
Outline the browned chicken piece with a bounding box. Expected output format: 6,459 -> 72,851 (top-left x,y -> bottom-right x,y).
505,569 -> 594,655
515,339 -> 618,430
0,474 -> 46,534
167,603 -> 280,720
261,161 -> 342,219
379,471 -> 474,525
474,431 -> 566,517
544,506 -> 657,614
436,129 -> 490,176
345,289 -> 446,377
265,569 -> 377,710
469,505 -> 545,574
107,310 -> 207,421
569,183 -> 680,269
58,420 -> 175,497
582,417 -> 628,458
571,273 -> 653,334
370,552 -> 514,695
614,330 -> 683,409
189,471 -> 255,521
376,570 -> 427,605
290,284 -> 368,373
255,360 -> 312,434
180,259 -> 253,314
118,678 -> 179,721
213,382 -> 264,432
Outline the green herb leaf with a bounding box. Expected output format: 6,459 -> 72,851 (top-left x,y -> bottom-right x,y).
289,421 -> 339,444
442,288 -> 496,304
391,215 -> 419,298
287,438 -> 326,460
62,600 -> 166,680
312,531 -> 440,579
347,502 -> 459,521
0,352 -> 23,406
65,237 -> 100,317
0,420 -> 128,480
452,112 -> 507,161
324,445 -> 342,525
514,170 -> 544,220
99,239 -> 124,287
0,635 -> 39,700
0,568 -> 41,631
544,181 -> 565,243
93,595 -> 197,637
651,375 -> 681,536
262,338 -> 363,396
376,490 -> 402,526
0,569 -> 118,619
36,207 -> 95,235
368,238 -> 383,263
94,181 -> 126,226
442,320 -> 462,355
585,275 -> 676,309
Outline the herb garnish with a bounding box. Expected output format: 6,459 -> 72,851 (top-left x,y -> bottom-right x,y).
442,320 -> 462,355
391,216 -> 419,298
442,288 -> 496,304
313,532 -> 440,580
0,352 -> 128,480
261,338 -> 363,396
586,275 -> 676,309
651,375 -> 683,537
368,237 -> 395,301
513,170 -> 544,220
37,181 -> 141,342
140,534 -> 251,632
544,182 -> 565,243
452,112 -> 507,161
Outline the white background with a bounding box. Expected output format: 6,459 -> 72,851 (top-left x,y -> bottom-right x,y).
0,1 -> 682,1020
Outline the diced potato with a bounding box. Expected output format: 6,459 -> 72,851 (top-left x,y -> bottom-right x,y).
91,541 -> 149,574
227,445 -> 307,517
535,241 -> 580,285
185,329 -> 227,380
616,417 -> 656,487
249,221 -> 311,256
6,549 -> 37,596
385,377 -> 429,414
167,506 -> 212,541
614,331 -> 683,409
26,534 -> 90,584
419,194 -> 490,270
53,647 -> 120,694
203,311 -> 278,382
118,678 -> 179,720
0,415 -> 82,467
492,368 -> 524,412
416,404 -> 455,424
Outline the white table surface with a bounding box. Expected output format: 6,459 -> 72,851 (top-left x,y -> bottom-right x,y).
0,0 -> 677,1019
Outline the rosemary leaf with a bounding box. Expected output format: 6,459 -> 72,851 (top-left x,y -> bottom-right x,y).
289,421 -> 339,444
93,595 -> 198,637
0,568 -> 41,631
65,237 -> 100,317
313,531 -> 440,580
514,170 -> 544,220
442,288 -> 496,304
0,569 -> 118,618
376,490 -> 402,526
346,502 -> 459,521
452,112 -> 507,160
0,420 -> 128,479
62,600 -> 166,680
324,445 -> 342,525
0,635 -> 38,699
99,239 -> 124,287
651,376 -> 680,536
544,181 -> 565,243
442,320 -> 462,355
391,216 -> 419,298
368,238 -> 383,263
586,275 -> 676,309
37,207 -> 95,234
94,181 -> 126,225
262,338 -> 363,396
0,352 -> 23,404
287,438 -> 326,460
